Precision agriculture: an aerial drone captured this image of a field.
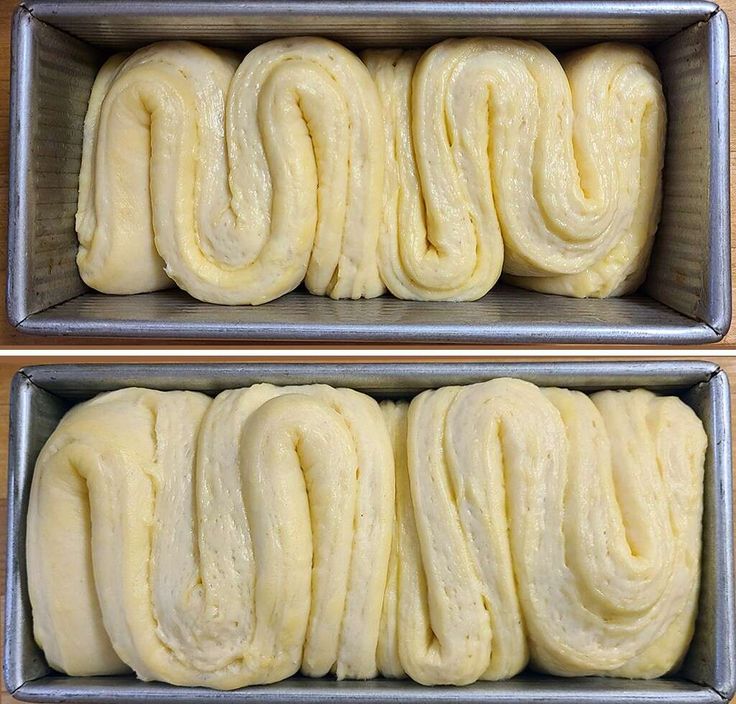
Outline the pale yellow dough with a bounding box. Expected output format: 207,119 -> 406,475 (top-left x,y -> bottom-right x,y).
77,38 -> 665,304
28,381 -> 703,689
76,39 -> 385,304
27,385 -> 394,688
364,40 -> 666,299
381,381 -> 704,681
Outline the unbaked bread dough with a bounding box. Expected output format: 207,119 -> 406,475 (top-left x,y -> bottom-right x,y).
77,38 -> 665,304
26,385 -> 394,687
28,380 -> 703,688
76,39 -> 385,304
364,40 -> 665,299
380,381 -> 703,683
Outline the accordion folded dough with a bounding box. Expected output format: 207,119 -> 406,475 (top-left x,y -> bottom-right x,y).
27,385 -> 394,687
28,380 -> 704,689
76,37 -> 665,304
364,40 -> 666,299
76,39 -> 385,304
378,381 -> 705,684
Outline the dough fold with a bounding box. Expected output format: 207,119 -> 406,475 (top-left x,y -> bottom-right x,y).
27,385 -> 394,688
378,395 -> 528,684
364,40 -> 665,299
77,38 -> 665,304
76,39 -> 385,304
380,380 -> 704,682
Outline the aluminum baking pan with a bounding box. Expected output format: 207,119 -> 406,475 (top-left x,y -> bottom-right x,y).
5,1 -> 731,343
3,360 -> 734,703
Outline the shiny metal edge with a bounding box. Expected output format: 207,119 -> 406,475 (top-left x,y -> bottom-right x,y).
3,361 -> 733,703
7,6 -> 32,327
2,373 -> 63,695
2,373 -> 30,694
21,0 -> 721,22
15,360 -> 721,394
9,677 -> 727,704
14,319 -> 722,344
704,11 -> 732,336
687,370 -> 735,698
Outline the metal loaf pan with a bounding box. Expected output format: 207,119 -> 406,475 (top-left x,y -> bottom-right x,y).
6,1 -> 732,343
3,360 -> 735,703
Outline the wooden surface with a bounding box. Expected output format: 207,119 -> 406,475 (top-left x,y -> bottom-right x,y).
0,354 -> 733,703
0,0 -> 732,348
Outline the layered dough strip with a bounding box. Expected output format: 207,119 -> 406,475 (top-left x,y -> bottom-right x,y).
28,380 -> 704,689
379,380 -> 705,683
76,39 -> 385,304
364,40 -> 666,299
378,397 -> 528,684
77,37 -> 665,305
27,385 -> 394,688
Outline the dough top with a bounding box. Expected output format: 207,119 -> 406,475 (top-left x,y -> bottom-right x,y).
27,380 -> 704,689
77,37 -> 665,304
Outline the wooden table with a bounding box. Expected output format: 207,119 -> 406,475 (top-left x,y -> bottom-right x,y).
0,0 -> 732,348
0,354 -> 733,702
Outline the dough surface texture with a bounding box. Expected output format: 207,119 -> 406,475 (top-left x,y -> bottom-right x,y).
27,384 -> 394,688
77,38 -> 665,303
28,380 -> 703,689
378,381 -> 704,683
77,39 -> 385,304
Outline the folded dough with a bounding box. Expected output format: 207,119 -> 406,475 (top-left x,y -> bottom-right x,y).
525,387 -> 705,678
28,380 -> 704,689
77,37 -> 665,304
76,39 -> 385,304
384,380 -> 704,682
26,385 -> 394,688
378,395 -> 528,684
364,40 -> 665,299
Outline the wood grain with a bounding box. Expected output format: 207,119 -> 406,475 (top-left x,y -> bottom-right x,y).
0,354 -> 733,703
0,0 -> 732,348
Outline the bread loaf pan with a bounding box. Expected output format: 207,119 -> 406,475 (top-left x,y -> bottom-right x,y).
3,360 -> 734,702
6,1 -> 732,343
